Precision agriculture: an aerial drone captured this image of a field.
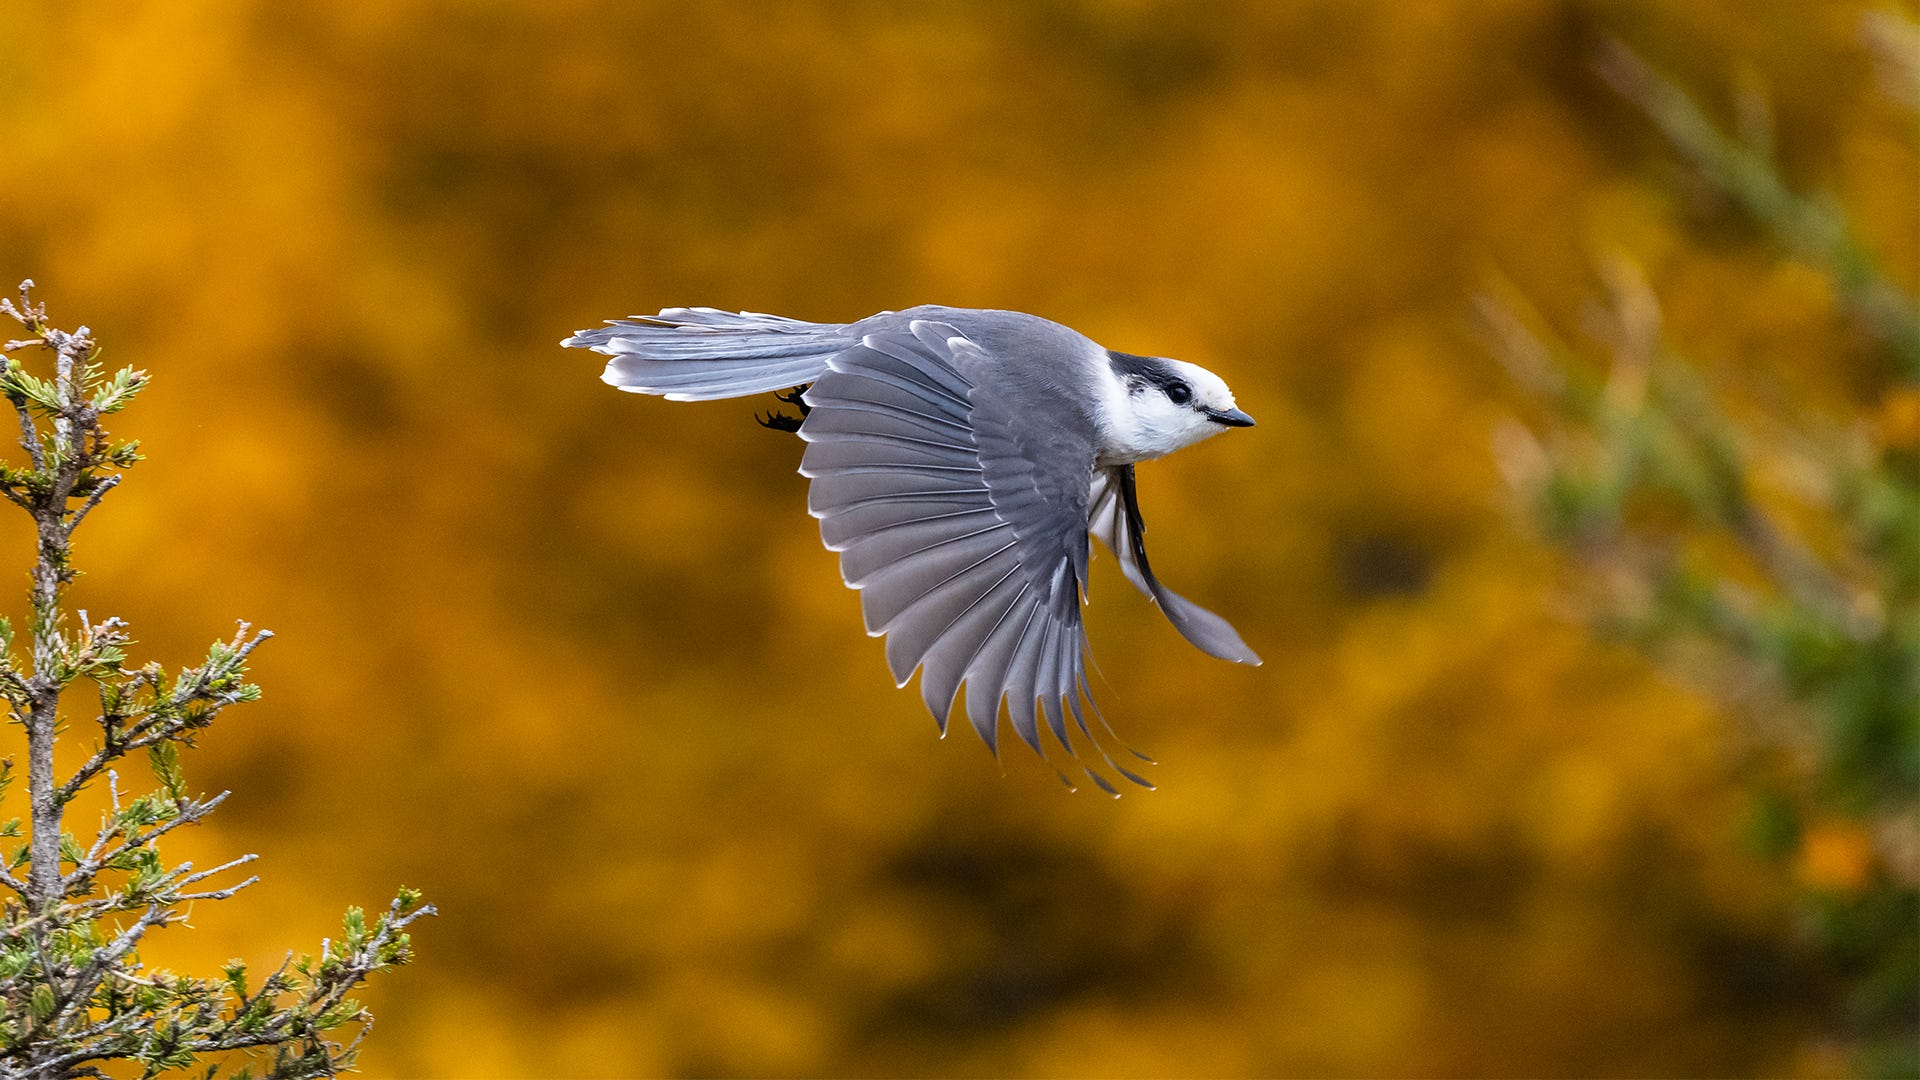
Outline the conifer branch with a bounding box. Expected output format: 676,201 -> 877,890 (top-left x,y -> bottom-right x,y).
0,282 -> 433,1078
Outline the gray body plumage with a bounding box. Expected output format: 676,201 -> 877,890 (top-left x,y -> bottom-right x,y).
564,305 -> 1259,792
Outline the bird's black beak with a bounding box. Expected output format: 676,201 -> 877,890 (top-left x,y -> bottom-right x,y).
1204,406 -> 1256,428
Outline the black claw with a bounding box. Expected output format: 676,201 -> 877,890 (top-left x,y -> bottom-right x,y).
774,385 -> 813,415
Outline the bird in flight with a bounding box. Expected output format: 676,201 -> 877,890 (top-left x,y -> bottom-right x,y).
564,306 -> 1259,793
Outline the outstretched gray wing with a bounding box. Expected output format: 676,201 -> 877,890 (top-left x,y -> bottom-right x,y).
1088,466 -> 1262,666
798,320 -> 1145,790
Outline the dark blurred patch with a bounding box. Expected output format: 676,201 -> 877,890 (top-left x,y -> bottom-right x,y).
1529,1 -> 1651,165
1315,814 -> 1535,926
1018,0 -> 1232,106
1687,921 -> 1810,1016
293,340 -> 405,436
1603,816 -> 1827,1017
865,834 -> 1208,1038
1335,527 -> 1434,599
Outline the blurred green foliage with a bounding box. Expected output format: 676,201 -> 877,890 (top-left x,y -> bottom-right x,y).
1491,27 -> 1919,1077
0,0 -> 1913,1076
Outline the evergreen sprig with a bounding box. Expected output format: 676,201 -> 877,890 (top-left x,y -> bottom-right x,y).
0,282 -> 432,1078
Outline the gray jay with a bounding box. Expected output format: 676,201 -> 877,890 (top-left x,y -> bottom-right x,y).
565,306 -> 1259,792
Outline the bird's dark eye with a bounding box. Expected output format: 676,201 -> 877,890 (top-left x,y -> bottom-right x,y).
1165,381 -> 1192,405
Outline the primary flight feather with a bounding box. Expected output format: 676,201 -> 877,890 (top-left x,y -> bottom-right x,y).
564,305 -> 1259,793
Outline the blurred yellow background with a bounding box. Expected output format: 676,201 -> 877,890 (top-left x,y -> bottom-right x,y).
1,1 -> 1914,1075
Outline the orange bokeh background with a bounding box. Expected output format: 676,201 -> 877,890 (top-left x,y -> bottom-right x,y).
1,1 -> 1913,1075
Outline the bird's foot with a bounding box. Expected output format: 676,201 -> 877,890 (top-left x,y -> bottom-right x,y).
756,385 -> 813,434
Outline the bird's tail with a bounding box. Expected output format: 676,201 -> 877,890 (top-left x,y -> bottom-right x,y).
564,308 -> 856,401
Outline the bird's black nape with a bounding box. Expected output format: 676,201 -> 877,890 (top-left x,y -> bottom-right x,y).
754,385 -> 813,434
1106,350 -> 1184,394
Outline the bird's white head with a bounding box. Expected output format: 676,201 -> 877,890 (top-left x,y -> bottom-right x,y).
1095,351 -> 1255,464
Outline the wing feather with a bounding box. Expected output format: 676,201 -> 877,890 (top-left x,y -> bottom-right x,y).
819,496 -> 993,549
1033,594 -> 1074,754
797,403 -> 974,447
852,335 -> 974,404
805,467 -> 982,516
914,569 -> 1028,734
801,394 -> 973,437
860,533 -> 1018,633
839,516 -> 1012,589
999,598 -> 1049,754
961,586 -> 1041,752
800,434 -> 978,474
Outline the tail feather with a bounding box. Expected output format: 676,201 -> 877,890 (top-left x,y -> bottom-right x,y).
564,307 -> 854,401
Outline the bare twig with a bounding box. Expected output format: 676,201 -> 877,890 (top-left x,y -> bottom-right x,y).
67,472 -> 120,533
66,791 -> 233,891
